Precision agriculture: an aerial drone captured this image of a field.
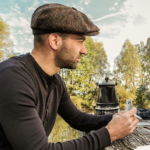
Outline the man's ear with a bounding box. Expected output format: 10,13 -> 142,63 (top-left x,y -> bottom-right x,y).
48,33 -> 61,50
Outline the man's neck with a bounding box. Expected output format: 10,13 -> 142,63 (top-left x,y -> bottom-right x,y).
31,49 -> 60,76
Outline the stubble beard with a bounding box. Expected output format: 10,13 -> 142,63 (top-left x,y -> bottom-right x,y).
54,41 -> 79,69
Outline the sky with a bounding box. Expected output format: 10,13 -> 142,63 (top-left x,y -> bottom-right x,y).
0,0 -> 150,71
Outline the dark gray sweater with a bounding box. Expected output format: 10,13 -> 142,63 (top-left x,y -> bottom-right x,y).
0,53 -> 112,150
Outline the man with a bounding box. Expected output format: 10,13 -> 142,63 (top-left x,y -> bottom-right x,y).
0,3 -> 138,150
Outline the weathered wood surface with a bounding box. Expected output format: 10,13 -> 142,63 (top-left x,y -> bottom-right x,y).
105,127 -> 150,150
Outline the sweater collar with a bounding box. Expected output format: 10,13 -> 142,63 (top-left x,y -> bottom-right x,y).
27,53 -> 60,84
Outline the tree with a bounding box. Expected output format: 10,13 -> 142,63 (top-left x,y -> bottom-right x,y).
0,16 -> 14,62
113,39 -> 142,94
92,41 -> 110,81
136,37 -> 150,89
115,83 -> 136,109
134,37 -> 150,108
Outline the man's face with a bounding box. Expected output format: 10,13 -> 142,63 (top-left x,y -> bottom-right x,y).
55,34 -> 87,69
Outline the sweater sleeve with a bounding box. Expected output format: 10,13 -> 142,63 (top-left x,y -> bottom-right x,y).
57,78 -> 112,149
58,78 -> 113,132
0,67 -> 111,150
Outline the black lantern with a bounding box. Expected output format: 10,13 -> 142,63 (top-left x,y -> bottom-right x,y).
95,77 -> 120,115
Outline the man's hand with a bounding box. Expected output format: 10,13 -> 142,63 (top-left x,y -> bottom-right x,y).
113,110 -> 125,118
106,108 -> 139,143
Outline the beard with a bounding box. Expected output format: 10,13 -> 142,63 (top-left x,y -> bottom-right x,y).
54,41 -> 80,69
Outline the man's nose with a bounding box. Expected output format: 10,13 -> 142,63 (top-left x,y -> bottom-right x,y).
80,43 -> 87,55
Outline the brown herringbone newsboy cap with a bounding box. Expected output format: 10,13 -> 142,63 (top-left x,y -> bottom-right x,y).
31,3 -> 100,36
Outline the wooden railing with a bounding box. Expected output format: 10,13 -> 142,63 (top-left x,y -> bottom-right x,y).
105,127 -> 150,150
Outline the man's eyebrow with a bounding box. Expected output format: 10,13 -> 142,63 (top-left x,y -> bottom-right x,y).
76,36 -> 86,40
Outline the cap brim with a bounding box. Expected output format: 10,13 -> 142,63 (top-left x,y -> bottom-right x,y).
85,31 -> 100,36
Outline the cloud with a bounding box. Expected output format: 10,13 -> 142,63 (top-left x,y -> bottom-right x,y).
19,0 -> 30,2
27,7 -> 35,12
92,0 -> 150,71
118,0 -> 150,44
27,0 -> 40,12
10,35 -> 18,46
93,36 -> 124,71
14,3 -> 20,10
7,1 -> 21,15
13,46 -> 31,54
114,2 -> 118,6
0,1 -> 33,54
109,7 -> 116,11
0,13 -> 30,36
84,0 -> 91,5
6,16 -> 30,32
109,0 -> 120,11
96,0 -> 150,44
93,11 -> 129,22
78,0 -> 90,5
66,4 -> 70,6
84,2 -> 88,5
10,6 -> 21,15
42,0 -> 50,3
97,21 -> 125,38
69,1 -> 84,11
18,30 -> 24,35
76,5 -> 84,11
32,0 -> 40,7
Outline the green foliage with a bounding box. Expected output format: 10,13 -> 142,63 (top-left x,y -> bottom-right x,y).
0,16 -> 14,61
93,42 -> 110,80
134,37 -> 150,108
70,96 -> 83,109
113,39 -> 142,94
136,38 -> 150,89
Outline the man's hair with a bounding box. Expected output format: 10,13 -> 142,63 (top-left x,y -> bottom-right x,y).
34,33 -> 68,47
